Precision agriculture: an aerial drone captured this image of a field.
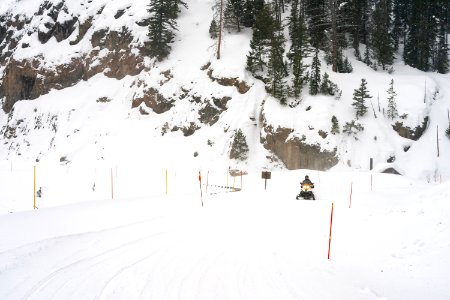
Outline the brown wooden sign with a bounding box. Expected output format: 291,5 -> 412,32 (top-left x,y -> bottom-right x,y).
261,171 -> 271,179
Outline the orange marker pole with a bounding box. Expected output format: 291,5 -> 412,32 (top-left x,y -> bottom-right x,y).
328,203 -> 334,260
199,171 -> 203,207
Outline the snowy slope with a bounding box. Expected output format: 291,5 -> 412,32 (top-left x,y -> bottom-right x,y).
0,170 -> 449,300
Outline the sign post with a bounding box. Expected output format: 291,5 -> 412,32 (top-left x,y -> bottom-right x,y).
261,171 -> 271,190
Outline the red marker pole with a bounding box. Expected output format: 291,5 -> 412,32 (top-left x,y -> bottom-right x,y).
199,171 -> 203,207
328,203 -> 334,260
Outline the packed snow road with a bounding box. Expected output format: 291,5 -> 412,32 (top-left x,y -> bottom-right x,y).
0,171 -> 449,300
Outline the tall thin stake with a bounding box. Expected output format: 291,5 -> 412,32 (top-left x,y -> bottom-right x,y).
111,168 -> 114,200
216,0 -> 223,59
328,203 -> 334,259
34,166 -> 36,210
437,125 -> 440,157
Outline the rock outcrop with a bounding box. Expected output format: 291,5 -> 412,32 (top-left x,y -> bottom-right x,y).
392,117 -> 429,140
260,113 -> 338,171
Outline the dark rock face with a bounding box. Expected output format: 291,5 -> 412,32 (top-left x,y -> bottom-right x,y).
2,58 -> 86,112
0,1 -> 146,113
1,26 -> 144,113
260,113 -> 338,171
132,88 -> 174,114
206,69 -> 251,94
392,117 -> 429,140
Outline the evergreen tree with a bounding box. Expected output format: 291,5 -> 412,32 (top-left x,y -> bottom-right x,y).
403,0 -> 437,71
230,129 -> 249,160
242,0 -> 256,27
331,115 -> 340,134
352,78 -> 372,119
267,20 -> 288,104
209,19 -> 218,38
309,48 -> 321,95
319,72 -> 341,97
446,124 -> 450,139
343,120 -> 365,138
241,0 -> 264,28
147,0 -> 186,61
434,0 -> 449,74
305,0 -> 327,48
363,44 -> 372,66
246,5 -> 274,75
288,0 -> 310,98
386,79 -> 398,120
224,0 -> 244,32
392,0 -> 408,50
320,72 -> 331,94
370,0 -> 394,70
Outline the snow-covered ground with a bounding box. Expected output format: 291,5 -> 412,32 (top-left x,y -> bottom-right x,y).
1,169 -> 449,300
1,0 -> 450,298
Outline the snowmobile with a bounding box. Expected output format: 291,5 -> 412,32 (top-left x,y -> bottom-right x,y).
296,183 -> 315,200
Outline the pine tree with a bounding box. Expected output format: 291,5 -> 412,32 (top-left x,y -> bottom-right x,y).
224,0 -> 244,32
267,21 -> 288,104
242,0 -> 256,27
343,120 -> 364,138
434,0 -> 449,74
371,0 -> 394,70
209,19 -> 218,38
404,0 -> 438,71
147,0 -> 186,61
446,124 -> 450,139
320,72 -> 331,94
305,0 -> 326,48
230,129 -> 249,160
288,0 -> 310,98
309,48 -> 321,95
331,115 -> 340,134
363,44 -> 372,66
352,78 -> 372,119
392,0 -> 408,51
386,79 -> 398,120
246,5 -> 274,75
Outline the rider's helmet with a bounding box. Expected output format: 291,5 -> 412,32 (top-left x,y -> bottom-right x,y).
305,175 -> 309,180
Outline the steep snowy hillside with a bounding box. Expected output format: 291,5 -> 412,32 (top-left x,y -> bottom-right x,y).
0,0 -> 449,182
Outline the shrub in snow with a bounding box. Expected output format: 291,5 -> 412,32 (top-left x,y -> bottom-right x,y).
331,115 -> 340,134
209,19 -> 218,39
230,129 -> 249,161
446,125 -> 450,139
320,73 -> 341,99
343,120 -> 364,139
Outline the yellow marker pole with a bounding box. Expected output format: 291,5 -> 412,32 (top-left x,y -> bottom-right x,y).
33,166 -> 36,210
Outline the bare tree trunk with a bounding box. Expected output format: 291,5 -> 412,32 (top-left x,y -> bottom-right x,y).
217,0 -> 223,59
330,0 -> 338,72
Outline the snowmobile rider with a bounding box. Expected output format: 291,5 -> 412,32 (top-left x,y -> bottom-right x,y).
301,175 -> 314,188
